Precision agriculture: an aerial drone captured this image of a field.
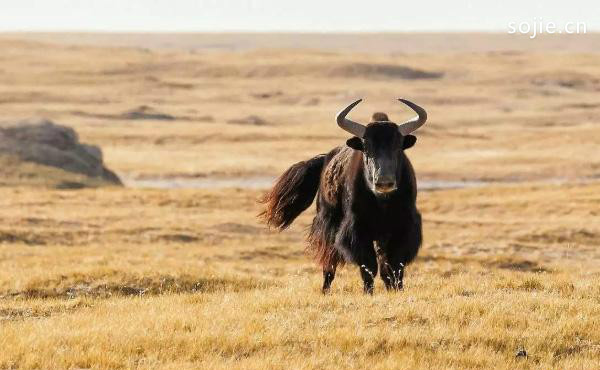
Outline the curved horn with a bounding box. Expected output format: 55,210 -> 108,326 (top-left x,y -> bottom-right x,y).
336,99 -> 366,138
397,98 -> 427,135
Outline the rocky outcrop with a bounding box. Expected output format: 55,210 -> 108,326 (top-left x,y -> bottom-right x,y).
0,119 -> 122,185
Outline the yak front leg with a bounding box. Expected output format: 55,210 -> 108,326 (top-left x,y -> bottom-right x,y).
376,240 -> 399,291
377,242 -> 405,291
382,259 -> 404,291
335,216 -> 377,294
379,219 -> 422,291
359,249 -> 377,294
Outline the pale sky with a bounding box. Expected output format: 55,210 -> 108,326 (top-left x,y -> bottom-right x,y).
0,0 -> 597,32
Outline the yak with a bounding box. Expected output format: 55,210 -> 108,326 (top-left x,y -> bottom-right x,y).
261,99 -> 427,294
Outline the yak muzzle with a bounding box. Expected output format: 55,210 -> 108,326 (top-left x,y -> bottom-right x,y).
374,178 -> 397,194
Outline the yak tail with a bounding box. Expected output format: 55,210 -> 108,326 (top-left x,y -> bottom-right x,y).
259,154 -> 325,230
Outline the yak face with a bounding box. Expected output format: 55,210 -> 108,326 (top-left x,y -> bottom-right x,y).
336,100 -> 427,195
346,117 -> 416,195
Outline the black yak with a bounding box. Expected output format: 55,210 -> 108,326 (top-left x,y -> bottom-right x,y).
261,99 -> 427,294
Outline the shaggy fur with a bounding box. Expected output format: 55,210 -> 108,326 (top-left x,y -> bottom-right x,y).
261,121 -> 422,294
259,154 -> 325,229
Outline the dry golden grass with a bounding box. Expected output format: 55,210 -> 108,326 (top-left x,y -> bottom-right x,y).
0,34 -> 599,369
1,183 -> 599,369
0,155 -> 114,189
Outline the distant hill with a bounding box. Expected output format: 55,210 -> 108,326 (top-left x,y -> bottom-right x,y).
2,32 -> 600,53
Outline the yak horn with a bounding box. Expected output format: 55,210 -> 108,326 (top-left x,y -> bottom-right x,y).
336,99 -> 366,138
397,98 -> 427,135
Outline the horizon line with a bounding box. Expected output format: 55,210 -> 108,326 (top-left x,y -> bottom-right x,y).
1,29 -> 598,34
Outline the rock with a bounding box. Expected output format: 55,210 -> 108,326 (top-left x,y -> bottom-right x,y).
226,115 -> 269,126
0,118 -> 122,185
330,63 -> 444,80
121,105 -> 175,120
304,97 -> 320,106
251,91 -> 283,99
515,348 -> 528,359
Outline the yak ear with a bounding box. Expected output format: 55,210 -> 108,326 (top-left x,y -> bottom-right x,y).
346,137 -> 364,151
403,135 -> 417,149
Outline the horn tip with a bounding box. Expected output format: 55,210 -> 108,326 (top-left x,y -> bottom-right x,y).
336,98 -> 363,122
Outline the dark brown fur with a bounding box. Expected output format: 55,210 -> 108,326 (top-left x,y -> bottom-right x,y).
261,122 -> 422,294
259,154 -> 325,229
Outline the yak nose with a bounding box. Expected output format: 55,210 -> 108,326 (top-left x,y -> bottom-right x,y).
374,179 -> 397,193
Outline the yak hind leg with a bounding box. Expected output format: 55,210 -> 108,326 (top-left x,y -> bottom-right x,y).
308,209 -> 342,294
321,252 -> 340,294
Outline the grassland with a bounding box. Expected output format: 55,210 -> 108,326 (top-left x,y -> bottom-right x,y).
0,34 -> 599,369
1,184 -> 599,369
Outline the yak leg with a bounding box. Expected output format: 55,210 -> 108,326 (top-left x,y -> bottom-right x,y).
335,217 -> 377,294
377,238 -> 404,291
375,240 -> 399,291
358,247 -> 377,294
379,252 -> 405,291
380,218 -> 422,291
322,252 -> 340,294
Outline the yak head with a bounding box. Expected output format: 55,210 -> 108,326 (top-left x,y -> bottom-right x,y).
336,99 -> 427,195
